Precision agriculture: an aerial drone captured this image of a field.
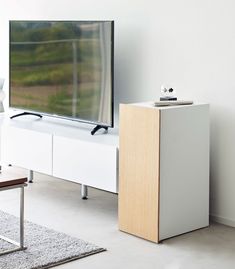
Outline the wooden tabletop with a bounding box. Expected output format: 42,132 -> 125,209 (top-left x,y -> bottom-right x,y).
0,169 -> 27,188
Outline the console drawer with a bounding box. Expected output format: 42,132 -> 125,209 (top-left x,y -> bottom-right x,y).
1,126 -> 53,175
53,135 -> 118,192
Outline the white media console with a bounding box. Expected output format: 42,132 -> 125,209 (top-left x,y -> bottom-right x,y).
0,103 -> 210,243
0,114 -> 119,198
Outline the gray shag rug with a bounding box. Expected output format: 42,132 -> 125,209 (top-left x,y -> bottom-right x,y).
0,211 -> 106,269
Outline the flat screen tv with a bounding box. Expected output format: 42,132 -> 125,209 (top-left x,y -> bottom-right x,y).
9,20 -> 114,130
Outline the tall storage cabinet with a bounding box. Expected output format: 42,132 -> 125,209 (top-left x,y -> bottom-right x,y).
118,103 -> 209,243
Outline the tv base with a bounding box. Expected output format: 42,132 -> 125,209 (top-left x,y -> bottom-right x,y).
91,125 -> 108,135
10,112 -> 43,120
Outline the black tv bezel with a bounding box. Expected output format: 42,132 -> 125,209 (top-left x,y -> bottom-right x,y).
9,20 -> 114,128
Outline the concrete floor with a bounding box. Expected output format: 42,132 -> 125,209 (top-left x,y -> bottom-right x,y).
1,170 -> 235,269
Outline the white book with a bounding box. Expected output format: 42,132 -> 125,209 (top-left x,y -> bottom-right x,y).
154,100 -> 193,107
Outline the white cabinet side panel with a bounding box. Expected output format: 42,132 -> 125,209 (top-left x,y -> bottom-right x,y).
53,136 -> 118,192
1,126 -> 53,174
159,105 -> 209,240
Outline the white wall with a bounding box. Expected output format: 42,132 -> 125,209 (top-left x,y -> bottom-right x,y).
1,0 -> 235,226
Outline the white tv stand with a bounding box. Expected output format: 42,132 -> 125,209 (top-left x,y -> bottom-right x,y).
0,114 -> 119,198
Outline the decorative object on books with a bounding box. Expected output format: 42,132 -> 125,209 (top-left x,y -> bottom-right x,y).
0,211 -> 105,269
160,84 -> 177,101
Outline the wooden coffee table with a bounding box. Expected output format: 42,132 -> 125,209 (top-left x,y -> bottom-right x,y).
0,169 -> 27,256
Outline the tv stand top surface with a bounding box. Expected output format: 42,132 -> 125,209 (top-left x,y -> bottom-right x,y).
2,112 -> 119,147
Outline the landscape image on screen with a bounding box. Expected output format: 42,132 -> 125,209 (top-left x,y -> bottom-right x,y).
10,21 -> 113,125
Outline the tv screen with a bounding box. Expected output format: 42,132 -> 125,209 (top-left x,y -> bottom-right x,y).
9,20 -> 114,127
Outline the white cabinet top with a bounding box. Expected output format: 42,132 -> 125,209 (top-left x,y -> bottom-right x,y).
129,102 -> 209,110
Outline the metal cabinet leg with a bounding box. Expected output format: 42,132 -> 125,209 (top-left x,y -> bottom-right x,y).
28,170 -> 33,183
81,184 -> 88,200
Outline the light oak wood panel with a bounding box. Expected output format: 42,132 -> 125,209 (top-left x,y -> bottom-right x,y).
118,104 -> 160,242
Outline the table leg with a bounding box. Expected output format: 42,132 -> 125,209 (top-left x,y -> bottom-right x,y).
0,185 -> 27,256
20,186 -> 24,248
